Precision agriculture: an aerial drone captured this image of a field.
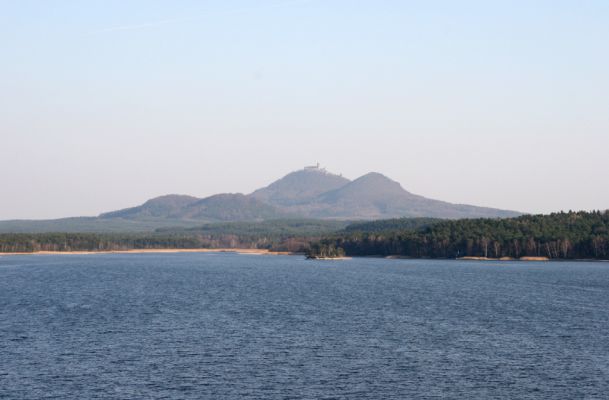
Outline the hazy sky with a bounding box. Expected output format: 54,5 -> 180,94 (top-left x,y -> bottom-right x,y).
1,0 -> 608,219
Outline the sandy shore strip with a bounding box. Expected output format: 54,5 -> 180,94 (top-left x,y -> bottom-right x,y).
0,248 -> 295,256
458,256 -> 550,261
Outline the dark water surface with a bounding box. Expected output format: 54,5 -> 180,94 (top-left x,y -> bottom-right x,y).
1,254 -> 608,399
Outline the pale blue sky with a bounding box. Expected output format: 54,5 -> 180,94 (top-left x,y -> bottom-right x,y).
1,0 -> 608,219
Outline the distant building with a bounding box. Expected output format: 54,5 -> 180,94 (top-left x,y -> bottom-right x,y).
304,163 -> 328,173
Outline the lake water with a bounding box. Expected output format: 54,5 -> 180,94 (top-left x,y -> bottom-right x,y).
1,253 -> 608,399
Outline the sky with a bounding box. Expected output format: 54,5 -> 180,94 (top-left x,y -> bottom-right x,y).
1,0 -> 608,219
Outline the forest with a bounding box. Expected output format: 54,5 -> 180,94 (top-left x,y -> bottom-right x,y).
307,211 -> 609,260
0,219 -> 346,253
2,212 -> 609,260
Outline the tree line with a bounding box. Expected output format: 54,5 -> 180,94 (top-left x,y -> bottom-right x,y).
3,212 -> 609,260
307,211 -> 609,260
0,219 -> 348,254
0,232 -> 315,253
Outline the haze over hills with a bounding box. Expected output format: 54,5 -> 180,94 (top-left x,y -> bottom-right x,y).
0,166 -> 521,233
100,193 -> 283,222
251,167 -> 519,220
250,166 -> 351,206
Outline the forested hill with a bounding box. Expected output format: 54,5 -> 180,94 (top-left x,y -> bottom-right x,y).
308,211 -> 609,260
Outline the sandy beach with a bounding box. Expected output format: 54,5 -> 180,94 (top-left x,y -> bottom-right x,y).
0,248 -> 295,257
458,256 -> 550,261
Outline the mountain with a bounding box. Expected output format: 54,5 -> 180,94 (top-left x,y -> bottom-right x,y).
177,194 -> 285,221
100,195 -> 200,219
258,171 -> 519,220
102,193 -> 285,222
250,167 -> 350,206
314,172 -> 518,219
0,166 -> 521,233
308,172 -> 424,218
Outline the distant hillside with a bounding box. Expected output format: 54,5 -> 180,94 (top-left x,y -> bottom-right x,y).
102,193 -> 285,222
256,170 -> 520,220
0,166 -> 521,233
100,195 -> 200,219
308,172 -> 423,219
0,217 -> 206,234
157,219 -> 350,237
250,167 -> 350,206
178,194 -> 285,221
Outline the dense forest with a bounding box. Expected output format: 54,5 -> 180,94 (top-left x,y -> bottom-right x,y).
2,212 -> 609,260
307,211 -> 609,260
0,232 -> 308,253
343,218 -> 441,233
158,219 -> 349,236
0,219 -> 347,253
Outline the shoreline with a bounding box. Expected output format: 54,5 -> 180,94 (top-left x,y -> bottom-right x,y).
0,248 -> 295,257
457,256 -> 551,262
1,250 -> 607,263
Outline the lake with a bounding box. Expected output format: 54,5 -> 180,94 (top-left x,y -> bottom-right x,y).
1,253 -> 608,399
